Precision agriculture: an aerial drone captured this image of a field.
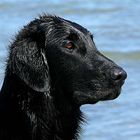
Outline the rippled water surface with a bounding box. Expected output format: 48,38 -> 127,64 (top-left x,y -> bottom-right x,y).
0,0 -> 140,140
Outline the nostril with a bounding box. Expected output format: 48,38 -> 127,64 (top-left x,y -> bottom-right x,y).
121,70 -> 127,80
111,69 -> 127,82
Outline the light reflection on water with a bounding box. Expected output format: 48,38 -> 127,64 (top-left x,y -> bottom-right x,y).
0,0 -> 140,140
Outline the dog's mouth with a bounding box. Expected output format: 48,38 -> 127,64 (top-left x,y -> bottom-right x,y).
93,79 -> 125,102
100,88 -> 121,101
74,86 -> 122,105
92,87 -> 121,103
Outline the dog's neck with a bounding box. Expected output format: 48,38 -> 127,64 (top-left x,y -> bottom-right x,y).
0,73 -> 83,140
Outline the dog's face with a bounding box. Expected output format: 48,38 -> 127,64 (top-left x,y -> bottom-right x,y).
43,17 -> 127,105
9,15 -> 127,106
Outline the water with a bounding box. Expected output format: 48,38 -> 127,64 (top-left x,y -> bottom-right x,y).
0,0 -> 140,140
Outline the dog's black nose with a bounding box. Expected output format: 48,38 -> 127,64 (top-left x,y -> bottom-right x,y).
111,68 -> 127,83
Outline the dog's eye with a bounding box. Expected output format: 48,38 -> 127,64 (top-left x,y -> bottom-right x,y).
66,41 -> 74,50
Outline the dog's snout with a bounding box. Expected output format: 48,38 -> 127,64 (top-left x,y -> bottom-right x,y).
111,68 -> 127,83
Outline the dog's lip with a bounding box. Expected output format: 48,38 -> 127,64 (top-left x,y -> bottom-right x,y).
113,79 -> 125,87
74,88 -> 121,105
91,87 -> 122,102
113,80 -> 125,88
100,89 -> 121,101
73,91 -> 99,105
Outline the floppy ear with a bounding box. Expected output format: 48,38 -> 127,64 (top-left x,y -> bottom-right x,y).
9,24 -> 50,93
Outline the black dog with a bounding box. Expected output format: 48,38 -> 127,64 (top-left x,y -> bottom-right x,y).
0,15 -> 127,140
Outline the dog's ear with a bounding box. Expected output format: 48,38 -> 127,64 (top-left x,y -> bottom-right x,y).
9,23 -> 50,92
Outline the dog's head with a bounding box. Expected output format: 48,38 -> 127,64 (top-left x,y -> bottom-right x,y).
8,15 -> 127,106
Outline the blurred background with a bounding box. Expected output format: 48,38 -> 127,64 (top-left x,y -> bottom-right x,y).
0,0 -> 140,140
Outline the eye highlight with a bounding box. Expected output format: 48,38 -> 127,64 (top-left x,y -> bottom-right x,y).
66,41 -> 74,50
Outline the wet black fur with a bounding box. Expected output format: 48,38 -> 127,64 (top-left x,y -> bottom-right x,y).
0,15 -> 126,140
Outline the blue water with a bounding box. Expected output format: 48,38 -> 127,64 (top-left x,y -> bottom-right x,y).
0,0 -> 140,140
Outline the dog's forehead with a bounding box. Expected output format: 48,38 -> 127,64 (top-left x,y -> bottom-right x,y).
63,19 -> 90,35
52,16 -> 91,36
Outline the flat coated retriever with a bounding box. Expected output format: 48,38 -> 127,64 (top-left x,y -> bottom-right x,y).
0,15 -> 127,140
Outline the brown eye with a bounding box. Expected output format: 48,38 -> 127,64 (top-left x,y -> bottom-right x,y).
66,41 -> 74,49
